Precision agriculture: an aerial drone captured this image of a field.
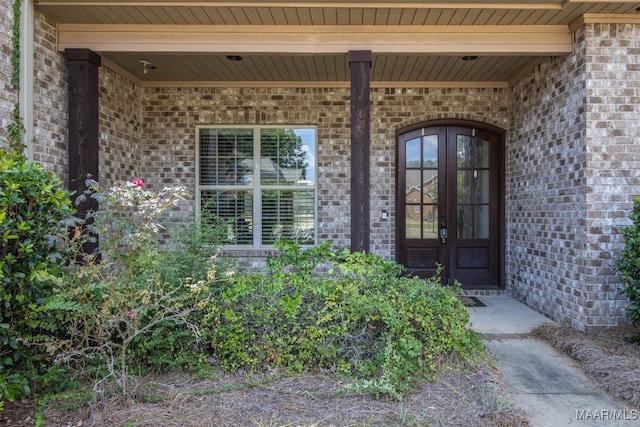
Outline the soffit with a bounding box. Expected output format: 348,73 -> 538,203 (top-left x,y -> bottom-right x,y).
34,1 -> 640,86
35,1 -> 640,26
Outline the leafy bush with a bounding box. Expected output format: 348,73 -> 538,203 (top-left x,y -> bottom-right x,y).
0,149 -> 76,406
42,179 -> 215,398
617,196 -> 640,342
206,240 -> 483,399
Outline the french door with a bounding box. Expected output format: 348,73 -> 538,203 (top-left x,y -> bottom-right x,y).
396,123 -> 503,289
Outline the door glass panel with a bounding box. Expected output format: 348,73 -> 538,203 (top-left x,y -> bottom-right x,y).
457,205 -> 473,239
423,135 -> 438,167
457,135 -> 490,168
475,205 -> 490,239
423,171 -> 438,204
457,170 -> 489,203
406,170 -> 422,202
457,205 -> 490,239
406,138 -> 421,167
423,205 -> 438,238
406,208 -> 421,238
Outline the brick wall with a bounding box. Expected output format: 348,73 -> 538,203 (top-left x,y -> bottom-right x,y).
508,23 -> 635,330
24,9 -> 638,330
0,9 -> 68,176
137,86 -> 509,261
0,0 -> 16,146
31,10 -> 142,187
99,66 -> 142,187
508,40 -> 589,328
583,23 -> 640,328
32,12 -> 68,179
139,87 -> 345,252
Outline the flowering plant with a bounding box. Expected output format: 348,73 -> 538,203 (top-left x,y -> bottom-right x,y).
43,178 -> 220,398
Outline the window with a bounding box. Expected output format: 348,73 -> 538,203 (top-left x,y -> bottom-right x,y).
197,126 -> 317,248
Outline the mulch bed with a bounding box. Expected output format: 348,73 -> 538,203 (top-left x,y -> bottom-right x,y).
4,324 -> 637,426
532,323 -> 640,410
2,360 -> 529,427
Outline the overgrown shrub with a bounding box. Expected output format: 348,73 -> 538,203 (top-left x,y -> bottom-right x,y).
129,212 -> 233,374
0,149 -> 76,407
206,240 -> 483,399
617,195 -> 640,342
42,179 -> 214,398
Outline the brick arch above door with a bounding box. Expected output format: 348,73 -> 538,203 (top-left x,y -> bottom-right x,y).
389,113 -> 507,137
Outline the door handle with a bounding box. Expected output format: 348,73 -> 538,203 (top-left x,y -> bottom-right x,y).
439,223 -> 448,244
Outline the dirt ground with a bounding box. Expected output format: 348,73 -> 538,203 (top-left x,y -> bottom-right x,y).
1,324 -> 637,427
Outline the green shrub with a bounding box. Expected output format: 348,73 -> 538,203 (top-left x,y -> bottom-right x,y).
617,196 -> 640,342
0,149 -> 76,405
206,240 -> 483,399
42,179 -> 214,397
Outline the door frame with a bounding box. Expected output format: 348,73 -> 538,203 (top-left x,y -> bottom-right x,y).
395,119 -> 506,290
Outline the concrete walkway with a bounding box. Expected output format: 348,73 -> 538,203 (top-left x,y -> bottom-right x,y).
467,295 -> 640,427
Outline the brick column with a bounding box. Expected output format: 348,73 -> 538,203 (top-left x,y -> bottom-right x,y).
65,48 -> 101,253
349,50 -> 371,253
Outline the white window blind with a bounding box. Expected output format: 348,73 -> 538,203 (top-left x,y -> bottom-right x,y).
197,126 -> 317,248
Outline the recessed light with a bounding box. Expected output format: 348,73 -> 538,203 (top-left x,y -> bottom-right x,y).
226,55 -> 243,61
461,55 -> 479,61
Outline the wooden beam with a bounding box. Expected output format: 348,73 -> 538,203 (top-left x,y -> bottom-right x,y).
349,50 -> 371,254
65,48 -> 101,255
57,24 -> 573,55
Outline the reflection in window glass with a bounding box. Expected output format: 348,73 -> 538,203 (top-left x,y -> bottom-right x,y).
422,205 -> 438,239
262,190 -> 315,245
457,205 -> 473,239
406,210 -> 421,239
475,205 -> 490,239
457,170 -> 489,204
456,204 -> 490,239
199,128 -> 254,186
261,129 -> 313,186
406,138 -> 421,168
201,190 -> 254,245
457,135 -> 490,168
423,135 -> 438,168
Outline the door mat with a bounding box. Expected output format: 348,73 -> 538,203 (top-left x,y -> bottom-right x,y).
458,296 -> 486,307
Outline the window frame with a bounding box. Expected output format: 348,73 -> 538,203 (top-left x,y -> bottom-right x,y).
196,125 -> 318,249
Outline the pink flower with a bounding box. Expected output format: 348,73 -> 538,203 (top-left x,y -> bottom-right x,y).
127,311 -> 136,319
131,178 -> 144,188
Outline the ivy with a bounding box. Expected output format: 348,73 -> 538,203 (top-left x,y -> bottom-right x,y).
7,0 -> 25,153
11,0 -> 21,90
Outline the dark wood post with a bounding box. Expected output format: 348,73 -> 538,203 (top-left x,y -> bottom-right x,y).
349,50 -> 371,253
65,48 -> 101,254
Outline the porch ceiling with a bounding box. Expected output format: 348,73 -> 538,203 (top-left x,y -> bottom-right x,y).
35,1 -> 640,86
